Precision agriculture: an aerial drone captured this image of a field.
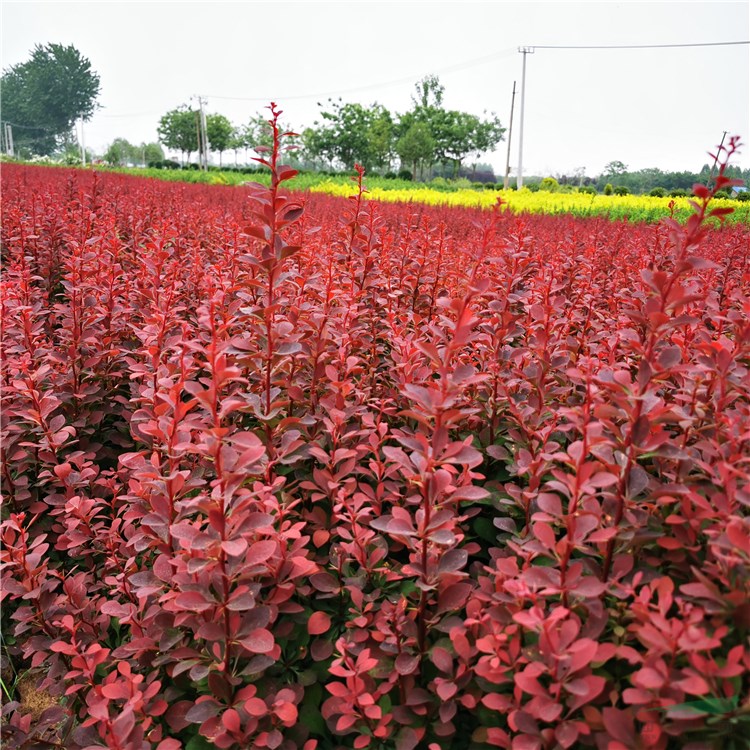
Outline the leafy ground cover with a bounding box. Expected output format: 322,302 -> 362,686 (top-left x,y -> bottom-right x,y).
1,118 -> 749,750
33,161 -> 750,224
309,181 -> 750,224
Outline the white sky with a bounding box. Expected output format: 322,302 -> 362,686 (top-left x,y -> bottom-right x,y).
2,0 -> 749,176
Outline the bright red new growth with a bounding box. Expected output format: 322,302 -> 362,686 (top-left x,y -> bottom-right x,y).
1,121 -> 749,750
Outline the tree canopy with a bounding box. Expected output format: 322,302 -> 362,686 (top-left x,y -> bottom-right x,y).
301,76 -> 505,178
153,77 -> 504,179
206,114 -> 234,165
1,43 -> 101,155
104,138 -> 163,166
307,100 -> 394,172
157,106 -> 199,164
396,122 -> 435,180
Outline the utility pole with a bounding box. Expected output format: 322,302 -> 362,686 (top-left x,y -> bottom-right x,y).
191,95 -> 210,170
198,96 -> 209,170
517,46 -> 534,189
707,130 -> 728,186
195,110 -> 202,167
4,123 -> 14,157
503,80 -> 517,190
79,118 -> 86,166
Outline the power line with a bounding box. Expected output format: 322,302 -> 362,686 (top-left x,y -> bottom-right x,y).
529,40 -> 749,50
0,120 -> 57,132
203,39 -> 747,102
513,39 -> 748,182
23,39 -> 742,121
203,48 -> 518,103
97,111 -> 159,118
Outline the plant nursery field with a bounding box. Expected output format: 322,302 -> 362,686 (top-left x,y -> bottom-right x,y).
1,127 -> 750,750
308,180 -> 750,225
103,163 -> 750,225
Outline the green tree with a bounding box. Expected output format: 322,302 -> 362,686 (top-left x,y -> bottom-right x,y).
430,110 -> 505,178
396,122 -> 435,181
142,142 -> 164,166
399,76 -> 504,179
157,105 -> 199,165
366,105 -> 395,172
470,114 -> 505,171
245,114 -> 274,154
1,43 -> 101,155
242,112 -> 298,165
433,110 -> 477,178
228,126 -> 247,166
300,126 -> 328,170
206,113 -> 234,166
104,137 -> 136,166
310,100 -> 393,171
412,74 -> 445,109
604,160 -> 628,178
397,75 -> 446,175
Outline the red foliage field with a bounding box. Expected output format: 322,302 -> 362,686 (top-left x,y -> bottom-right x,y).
2,124 -> 750,750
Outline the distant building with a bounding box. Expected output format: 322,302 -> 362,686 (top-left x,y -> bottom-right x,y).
731,186 -> 748,197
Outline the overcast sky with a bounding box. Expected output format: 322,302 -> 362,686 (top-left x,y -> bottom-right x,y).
2,0 -> 748,176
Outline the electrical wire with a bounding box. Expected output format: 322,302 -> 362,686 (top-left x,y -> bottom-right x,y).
0,120 -> 58,131
6,39 -> 746,123
203,48 -> 518,102
203,40 -> 747,101
529,40 -> 749,49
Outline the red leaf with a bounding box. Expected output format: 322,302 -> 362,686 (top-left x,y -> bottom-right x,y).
240,628 -> 275,654
437,582 -> 472,613
602,708 -> 635,744
245,697 -> 268,717
174,591 -> 213,612
222,538 -> 248,556
185,699 -> 221,723
674,674 -> 710,695
222,708 -> 241,733
246,540 -> 277,567
274,702 -> 298,725
307,611 -> 331,636
395,653 -> 420,676
431,646 -> 454,673
532,522 -> 556,551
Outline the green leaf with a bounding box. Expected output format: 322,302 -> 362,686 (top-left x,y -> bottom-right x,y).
668,696 -> 738,717
473,517 -> 498,542
300,683 -> 326,736
186,735 -> 215,750
378,692 -> 392,714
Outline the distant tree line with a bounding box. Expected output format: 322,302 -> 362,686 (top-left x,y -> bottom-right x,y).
526,159 -> 750,197
155,108 -> 273,168
103,139 -> 164,167
5,42 -> 746,195
153,76 -> 506,180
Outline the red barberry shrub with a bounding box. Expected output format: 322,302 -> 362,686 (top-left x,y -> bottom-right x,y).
2,124 -> 749,750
